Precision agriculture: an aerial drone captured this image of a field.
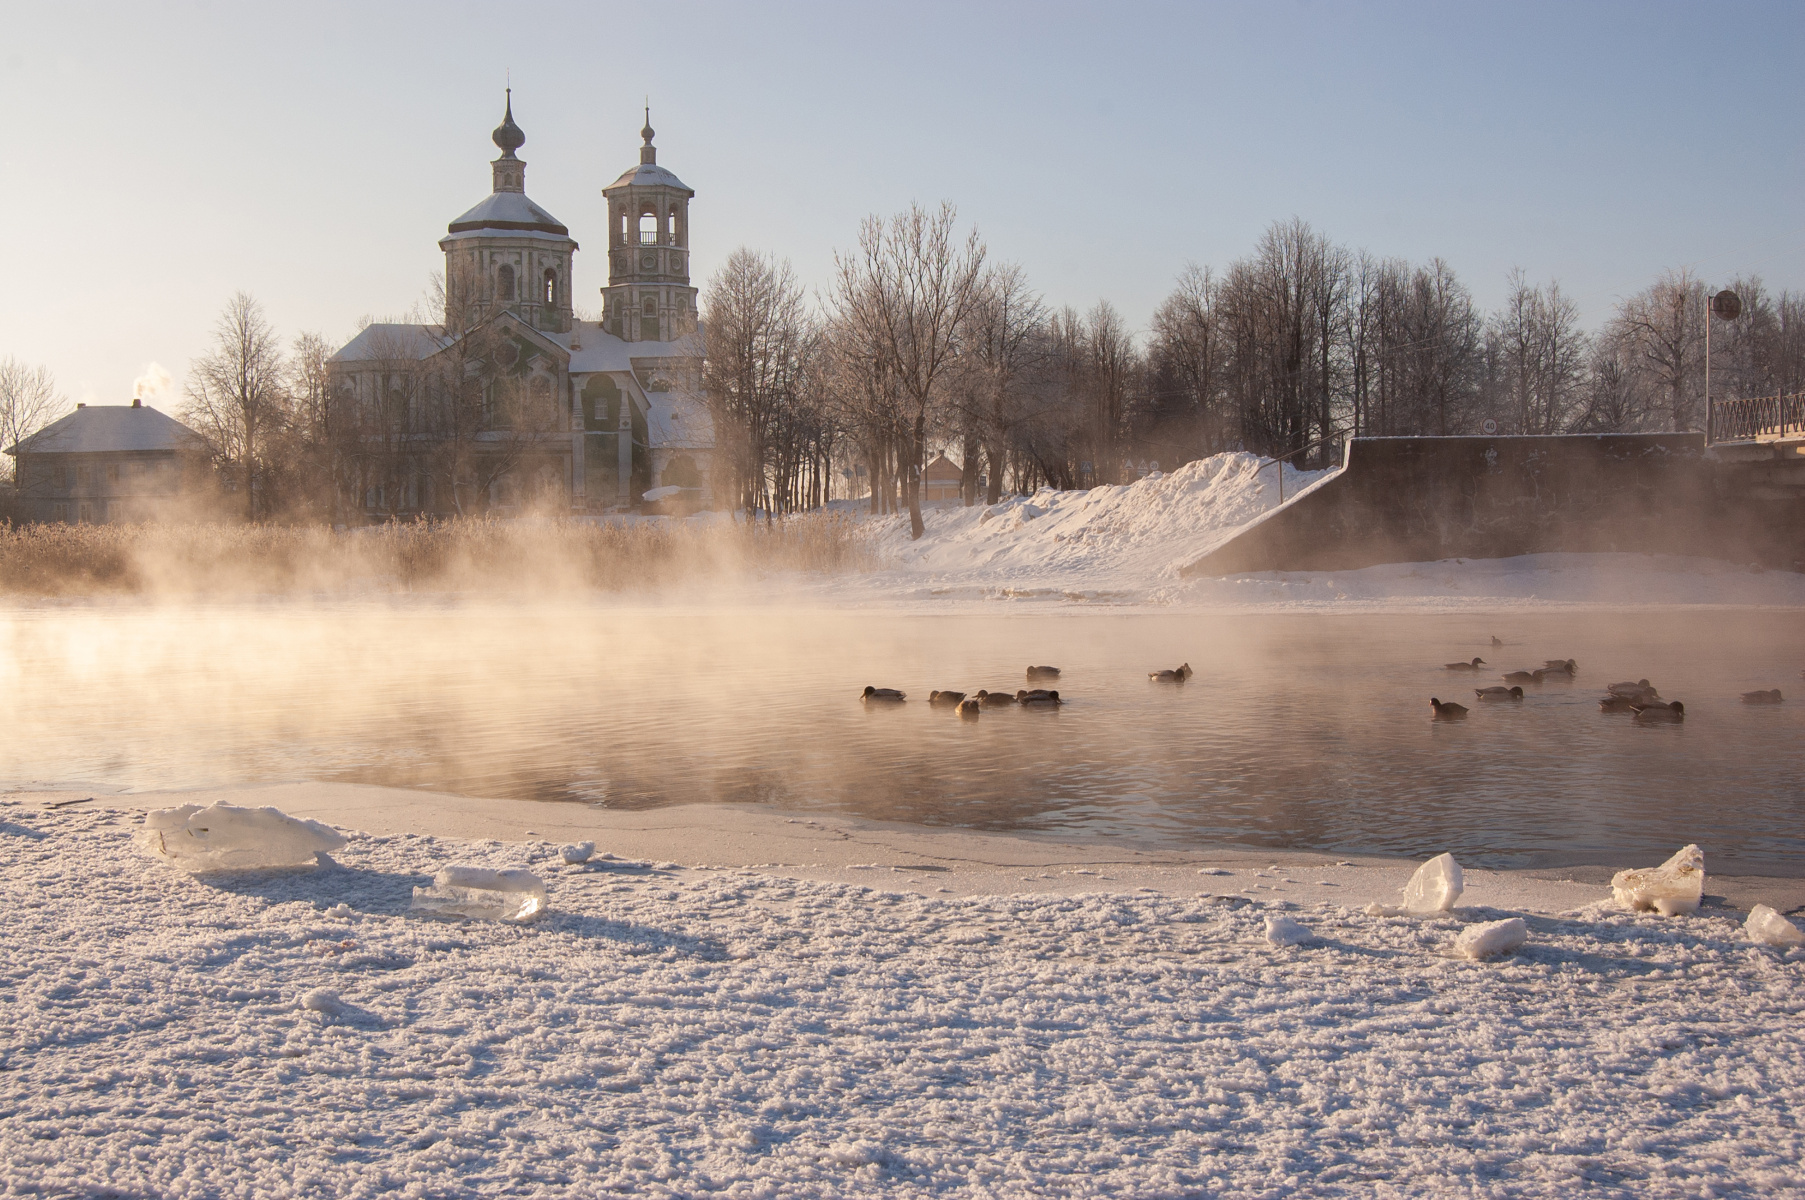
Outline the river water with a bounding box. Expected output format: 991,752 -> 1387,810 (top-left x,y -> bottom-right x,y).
2,602 -> 1800,872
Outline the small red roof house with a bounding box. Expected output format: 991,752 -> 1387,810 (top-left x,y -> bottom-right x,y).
922,452 -> 964,503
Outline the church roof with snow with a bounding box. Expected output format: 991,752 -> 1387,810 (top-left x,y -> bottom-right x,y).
329,323 -> 454,364
5,403 -> 209,457
445,190 -> 571,238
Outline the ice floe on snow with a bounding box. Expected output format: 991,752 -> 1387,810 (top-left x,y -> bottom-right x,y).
1367,852 -> 1463,916
1745,904 -> 1805,948
1612,844 -> 1706,916
410,864 -> 547,922
561,840 -> 596,864
132,803 -> 346,872
1454,917 -> 1529,961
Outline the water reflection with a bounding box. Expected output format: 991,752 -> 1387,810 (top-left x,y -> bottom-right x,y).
1,602 -> 1800,872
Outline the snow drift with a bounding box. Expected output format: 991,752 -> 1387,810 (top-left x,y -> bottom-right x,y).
133,803 -> 346,872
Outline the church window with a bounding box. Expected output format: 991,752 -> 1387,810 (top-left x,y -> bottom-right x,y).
644,297 -> 657,315
543,268 -> 557,306
639,211 -> 658,244
667,208 -> 677,239
497,264 -> 516,300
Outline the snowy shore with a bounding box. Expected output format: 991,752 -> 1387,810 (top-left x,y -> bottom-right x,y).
6,790 -> 1805,1198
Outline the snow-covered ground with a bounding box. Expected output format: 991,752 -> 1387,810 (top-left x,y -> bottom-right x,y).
840,452 -> 1805,609
7,798 -> 1805,1198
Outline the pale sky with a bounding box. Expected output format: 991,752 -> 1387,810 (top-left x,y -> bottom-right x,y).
2,0 -> 1799,409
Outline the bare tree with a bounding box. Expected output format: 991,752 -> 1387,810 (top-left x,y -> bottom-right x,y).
829,203 -> 986,538
1492,269 -> 1587,434
0,358 -> 66,493
703,248 -> 815,516
1614,268 -> 1704,431
183,293 -> 288,520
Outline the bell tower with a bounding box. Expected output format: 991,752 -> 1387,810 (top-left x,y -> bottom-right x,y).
599,111 -> 698,343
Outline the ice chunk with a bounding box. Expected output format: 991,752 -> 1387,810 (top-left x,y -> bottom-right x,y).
133,803 -> 346,872
1454,917 -> 1527,960
1745,904 -> 1805,948
411,864 -> 546,923
1401,853 -> 1464,913
1611,844 -> 1705,916
1264,914 -> 1311,946
299,987 -> 342,1015
324,903 -> 353,919
561,841 -> 595,865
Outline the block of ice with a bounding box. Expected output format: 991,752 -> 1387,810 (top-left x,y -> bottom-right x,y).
1264,914 -> 1311,946
561,841 -> 595,865
133,803 -> 346,872
411,864 -> 546,923
1454,917 -> 1527,960
1401,853 -> 1464,913
1745,904 -> 1805,948
1611,844 -> 1705,916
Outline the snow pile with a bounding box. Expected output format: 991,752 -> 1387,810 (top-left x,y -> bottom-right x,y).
561,840 -> 595,865
1746,904 -> 1805,948
865,453 -> 1328,588
132,803 -> 345,872
1263,913 -> 1312,946
11,804 -> 1805,1198
1612,844 -> 1706,916
411,864 -> 546,922
1368,852 -> 1463,916
1454,917 -> 1528,961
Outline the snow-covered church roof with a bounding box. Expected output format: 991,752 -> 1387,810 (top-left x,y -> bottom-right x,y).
445,190 -> 571,239
605,162 -> 691,193
329,324 -> 454,364
6,403 -> 209,457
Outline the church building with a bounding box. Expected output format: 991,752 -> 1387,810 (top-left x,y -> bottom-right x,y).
329,95 -> 713,516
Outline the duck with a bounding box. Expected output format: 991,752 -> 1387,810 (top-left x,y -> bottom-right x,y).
974,689 -> 1018,707
958,698 -> 982,719
1501,669 -> 1547,685
1741,689 -> 1784,704
861,686 -> 906,703
1598,695 -> 1643,713
1017,689 -> 1063,706
1445,657 -> 1487,671
1430,697 -> 1469,720
1490,636 -> 1504,647
928,690 -> 967,707
1026,666 -> 1062,681
1607,679 -> 1656,698
1631,699 -> 1685,721
1149,663 -> 1194,682
1475,686 -> 1524,701
1542,659 -> 1578,675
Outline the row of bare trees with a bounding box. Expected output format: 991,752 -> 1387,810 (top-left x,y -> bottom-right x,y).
701,211 -> 1805,535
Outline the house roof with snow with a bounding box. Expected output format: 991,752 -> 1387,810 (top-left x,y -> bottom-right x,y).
923,453 -> 964,483
5,403 -> 209,457
329,323 -> 456,365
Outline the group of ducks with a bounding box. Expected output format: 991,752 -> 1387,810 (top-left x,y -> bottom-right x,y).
861,662 -> 1196,720
1430,648 -> 1787,723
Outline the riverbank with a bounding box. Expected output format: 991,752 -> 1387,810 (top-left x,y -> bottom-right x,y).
5,789 -> 1804,1198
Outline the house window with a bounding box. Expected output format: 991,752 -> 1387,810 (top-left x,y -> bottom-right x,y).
77,502 -> 92,523
107,464 -> 120,483
76,465 -> 92,486
52,503 -> 67,522
54,466 -> 68,488
497,264 -> 516,301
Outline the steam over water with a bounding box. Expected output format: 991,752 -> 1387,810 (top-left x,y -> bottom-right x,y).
2,602 -> 1800,872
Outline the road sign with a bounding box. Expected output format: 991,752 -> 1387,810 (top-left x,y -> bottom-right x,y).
1712,290 -> 1742,321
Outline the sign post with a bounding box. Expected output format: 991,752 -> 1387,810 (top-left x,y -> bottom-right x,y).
1706,289 -> 1742,441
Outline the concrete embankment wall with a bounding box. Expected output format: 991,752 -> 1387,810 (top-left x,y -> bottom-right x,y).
1181,433 -> 1805,577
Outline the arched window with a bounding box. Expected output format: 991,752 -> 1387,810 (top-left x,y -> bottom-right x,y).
643,296 -> 657,316
667,207 -> 678,240
543,268 -> 557,306
497,264 -> 515,301
639,211 -> 658,245
617,209 -> 627,244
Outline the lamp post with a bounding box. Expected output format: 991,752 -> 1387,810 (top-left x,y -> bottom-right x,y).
1706,288 -> 1742,441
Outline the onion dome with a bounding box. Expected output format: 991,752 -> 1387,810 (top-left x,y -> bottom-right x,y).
492,89 -> 526,159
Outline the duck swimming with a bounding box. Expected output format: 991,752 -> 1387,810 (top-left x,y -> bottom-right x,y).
1430,697 -> 1469,719
958,698 -> 982,719
1501,669 -> 1547,685
1490,636 -> 1504,647
1149,663 -> 1194,682
1026,666 -> 1062,681
1607,679 -> 1656,698
1017,689 -> 1063,706
928,690 -> 967,707
862,686 -> 906,703
1445,658 -> 1486,671
974,689 -> 1018,707
1599,695 -> 1642,713
1631,699 -> 1685,721
1542,659 -> 1578,675
1741,689 -> 1784,704
1475,686 -> 1525,701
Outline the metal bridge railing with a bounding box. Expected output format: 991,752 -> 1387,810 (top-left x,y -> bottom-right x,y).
1710,393 -> 1805,444
1257,427 -> 1352,503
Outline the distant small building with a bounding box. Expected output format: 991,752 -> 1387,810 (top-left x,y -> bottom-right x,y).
4,400 -> 214,524
922,453 -> 964,503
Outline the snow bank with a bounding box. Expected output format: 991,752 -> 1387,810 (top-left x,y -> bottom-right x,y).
132,803 -> 346,872
411,864 -> 546,922
864,453 -> 1327,587
12,804 -> 1805,1198
1612,844 -> 1706,916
